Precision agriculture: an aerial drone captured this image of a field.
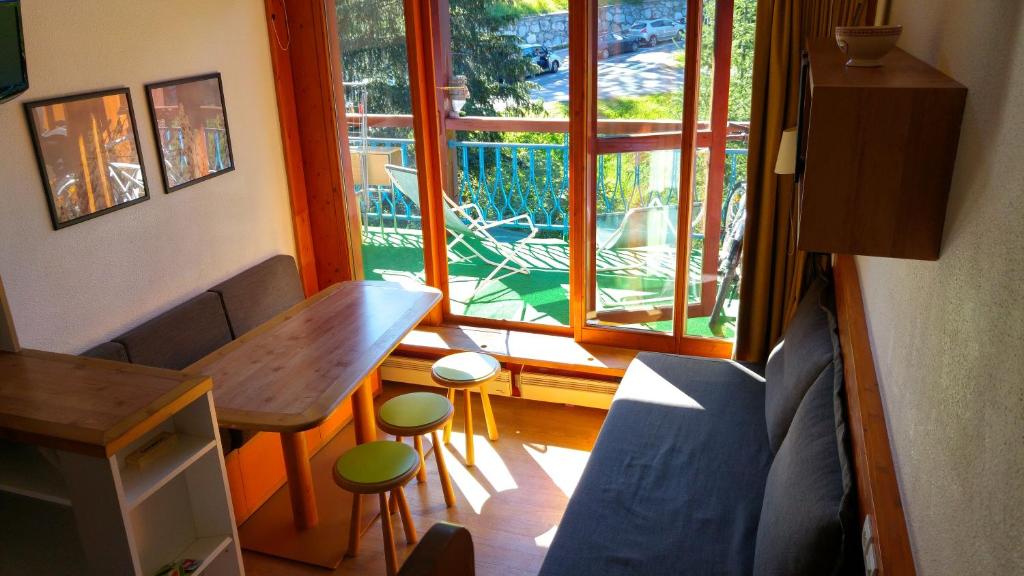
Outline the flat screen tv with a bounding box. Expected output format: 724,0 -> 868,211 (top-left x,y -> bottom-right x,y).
0,0 -> 28,104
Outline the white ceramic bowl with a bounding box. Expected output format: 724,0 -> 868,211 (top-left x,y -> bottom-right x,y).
835,25 -> 903,67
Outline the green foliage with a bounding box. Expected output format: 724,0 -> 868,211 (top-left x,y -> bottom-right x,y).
729,0 -> 757,123
486,0 -> 568,19
335,0 -> 540,126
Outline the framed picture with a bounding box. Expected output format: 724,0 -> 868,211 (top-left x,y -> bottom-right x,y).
24,88 -> 150,229
146,73 -> 235,193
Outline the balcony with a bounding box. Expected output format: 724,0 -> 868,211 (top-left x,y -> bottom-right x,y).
351,120 -> 747,339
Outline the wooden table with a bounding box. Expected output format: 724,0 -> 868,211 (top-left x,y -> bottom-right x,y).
187,281 -> 440,564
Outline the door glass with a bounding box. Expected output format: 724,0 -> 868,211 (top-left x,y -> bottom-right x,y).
336,0 -> 424,288
445,2 -> 571,327
587,0 -> 687,334
683,0 -> 754,340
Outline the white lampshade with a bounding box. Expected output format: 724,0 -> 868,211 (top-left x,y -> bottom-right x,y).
775,127 -> 798,175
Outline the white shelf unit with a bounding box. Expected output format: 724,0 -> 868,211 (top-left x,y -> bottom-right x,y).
119,392 -> 242,576
0,391 -> 243,575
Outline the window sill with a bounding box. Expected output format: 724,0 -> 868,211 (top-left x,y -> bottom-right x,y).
398,324 -> 642,378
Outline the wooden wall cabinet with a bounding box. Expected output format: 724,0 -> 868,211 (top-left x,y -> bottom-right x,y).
798,40 -> 967,260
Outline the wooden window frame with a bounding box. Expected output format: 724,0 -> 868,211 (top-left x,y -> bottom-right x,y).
267,0 -> 739,358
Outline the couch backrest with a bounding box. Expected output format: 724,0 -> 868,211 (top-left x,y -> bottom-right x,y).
114,292 -> 233,370
754,275 -> 861,575
763,277 -> 837,453
81,341 -> 130,363
209,255 -> 304,338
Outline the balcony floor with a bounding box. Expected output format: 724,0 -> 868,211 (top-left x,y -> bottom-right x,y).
360,227 -> 736,339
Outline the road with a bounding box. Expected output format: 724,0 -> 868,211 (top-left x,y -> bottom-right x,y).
528,42 -> 686,104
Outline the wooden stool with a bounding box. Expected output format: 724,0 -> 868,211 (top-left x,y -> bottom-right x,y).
431,352 -> 500,467
334,441 -> 420,576
378,392 -> 457,508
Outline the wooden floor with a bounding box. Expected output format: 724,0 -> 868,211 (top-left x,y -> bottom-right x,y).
243,383 -> 608,576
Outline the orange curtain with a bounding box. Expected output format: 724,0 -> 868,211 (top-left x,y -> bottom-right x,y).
734,0 -> 871,362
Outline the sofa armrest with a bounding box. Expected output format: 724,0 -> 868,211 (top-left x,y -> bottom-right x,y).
398,522 -> 474,576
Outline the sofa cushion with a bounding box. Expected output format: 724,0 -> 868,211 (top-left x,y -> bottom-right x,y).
115,292 -> 233,370
753,360 -> 860,575
539,352 -> 773,576
209,255 -> 304,338
764,276 -> 836,453
81,341 -> 130,363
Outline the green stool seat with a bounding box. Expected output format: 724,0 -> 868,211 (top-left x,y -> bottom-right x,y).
377,392 -> 458,509
379,392 -> 454,434
333,440 -> 420,493
334,440 -> 420,576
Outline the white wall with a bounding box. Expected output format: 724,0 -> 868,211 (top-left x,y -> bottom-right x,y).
857,2 -> 1024,574
0,0 -> 296,353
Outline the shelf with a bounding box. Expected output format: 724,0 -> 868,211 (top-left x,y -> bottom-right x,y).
0,441 -> 70,506
121,434 -> 217,508
176,535 -> 233,575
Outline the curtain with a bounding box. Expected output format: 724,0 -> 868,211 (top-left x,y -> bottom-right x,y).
734,0 -> 871,363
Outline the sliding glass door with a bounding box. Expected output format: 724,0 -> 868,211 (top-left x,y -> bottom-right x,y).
331,0 -> 750,355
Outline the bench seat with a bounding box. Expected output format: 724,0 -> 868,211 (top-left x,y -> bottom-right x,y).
540,353 -> 771,576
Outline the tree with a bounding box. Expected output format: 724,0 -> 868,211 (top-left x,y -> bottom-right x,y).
335,0 -> 541,121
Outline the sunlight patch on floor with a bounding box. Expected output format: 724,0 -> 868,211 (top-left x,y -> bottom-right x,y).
522,443 -> 591,499
443,432 -> 518,513
534,524 -> 559,549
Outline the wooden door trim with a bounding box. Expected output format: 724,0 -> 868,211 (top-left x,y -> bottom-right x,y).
264,0 -> 319,295
670,0 -> 704,345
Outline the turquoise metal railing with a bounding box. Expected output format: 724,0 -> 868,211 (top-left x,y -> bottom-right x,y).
353,135 -> 747,239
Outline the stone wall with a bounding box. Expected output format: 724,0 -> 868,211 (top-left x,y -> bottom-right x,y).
508,1 -> 684,48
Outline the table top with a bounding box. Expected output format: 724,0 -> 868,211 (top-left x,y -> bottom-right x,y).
0,349 -> 211,457
188,281 -> 441,432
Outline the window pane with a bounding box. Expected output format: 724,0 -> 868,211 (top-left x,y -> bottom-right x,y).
588,149 -> 680,333
445,1 -> 571,326
683,0 -> 755,340
336,0 -> 424,288
596,1 -> 686,126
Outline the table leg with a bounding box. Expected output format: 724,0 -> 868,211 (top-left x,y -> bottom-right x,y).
353,370 -> 379,445
280,431 -> 319,530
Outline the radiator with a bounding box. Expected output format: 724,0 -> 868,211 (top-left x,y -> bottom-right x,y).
381,355 -> 513,397
518,369 -> 618,409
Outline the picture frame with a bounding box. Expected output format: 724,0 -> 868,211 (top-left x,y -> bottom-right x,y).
23,87 -> 150,230
145,72 -> 235,193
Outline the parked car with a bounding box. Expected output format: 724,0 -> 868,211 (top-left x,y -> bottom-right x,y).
598,32 -> 640,59
519,43 -> 562,75
629,18 -> 684,46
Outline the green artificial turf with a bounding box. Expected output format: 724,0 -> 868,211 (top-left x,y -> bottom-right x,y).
360,228 -> 736,339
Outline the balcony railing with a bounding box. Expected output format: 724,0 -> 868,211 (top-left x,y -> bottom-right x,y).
353,135 -> 747,240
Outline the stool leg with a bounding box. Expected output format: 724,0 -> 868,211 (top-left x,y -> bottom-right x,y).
387,436 -> 404,514
463,389 -> 474,466
431,430 -> 456,508
414,435 -> 427,483
346,493 -> 362,558
479,383 -> 499,441
394,487 -> 417,544
379,492 -> 398,576
443,388 -> 456,444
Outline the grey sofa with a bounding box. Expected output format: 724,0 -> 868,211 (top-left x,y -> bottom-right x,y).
540,278 -> 862,576
81,254 -> 304,451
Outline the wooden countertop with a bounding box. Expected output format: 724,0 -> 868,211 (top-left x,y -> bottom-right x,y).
188,281 -> 442,432
0,349 -> 211,457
